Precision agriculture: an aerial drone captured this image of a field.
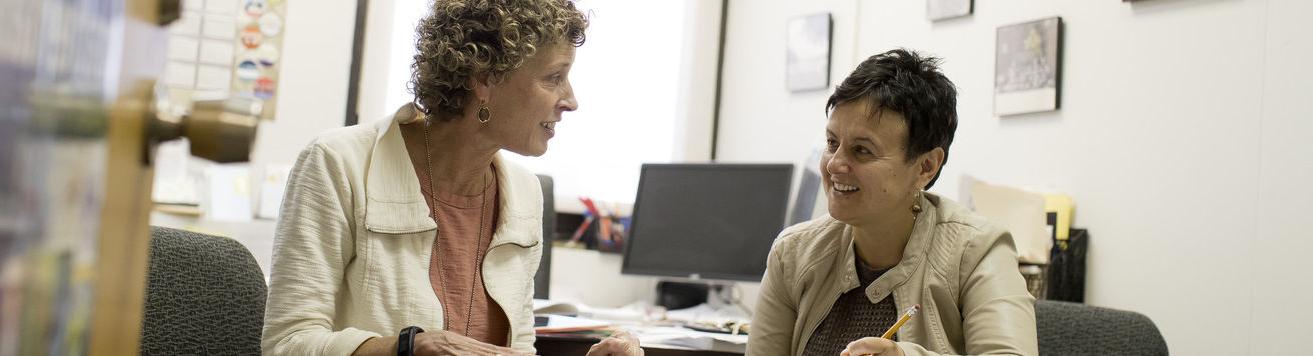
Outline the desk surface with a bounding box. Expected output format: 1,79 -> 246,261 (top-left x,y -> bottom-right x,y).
535,334 -> 743,356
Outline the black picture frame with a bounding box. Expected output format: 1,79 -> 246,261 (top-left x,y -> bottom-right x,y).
927,0 -> 973,21
994,16 -> 1064,116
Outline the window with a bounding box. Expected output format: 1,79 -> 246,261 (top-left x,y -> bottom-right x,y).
379,0 -> 695,207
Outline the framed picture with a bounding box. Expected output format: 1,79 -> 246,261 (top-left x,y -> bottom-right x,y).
786,13 -> 832,92
927,0 -> 973,21
994,17 -> 1063,116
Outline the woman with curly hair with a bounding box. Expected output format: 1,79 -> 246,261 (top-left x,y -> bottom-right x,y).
261,1 -> 641,355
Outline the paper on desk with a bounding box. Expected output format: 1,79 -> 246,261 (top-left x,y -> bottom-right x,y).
533,299 -> 580,316
204,164 -> 253,222
628,325 -> 748,353
534,315 -> 610,333
257,164 -> 291,219
967,179 -> 1052,264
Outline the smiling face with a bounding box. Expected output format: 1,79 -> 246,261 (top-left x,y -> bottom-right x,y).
482,43 -> 578,156
822,99 -> 943,228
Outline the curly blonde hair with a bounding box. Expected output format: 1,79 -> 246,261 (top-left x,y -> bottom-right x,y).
410,0 -> 587,119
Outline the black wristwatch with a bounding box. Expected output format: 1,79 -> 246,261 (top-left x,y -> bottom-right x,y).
397,326 -> 424,356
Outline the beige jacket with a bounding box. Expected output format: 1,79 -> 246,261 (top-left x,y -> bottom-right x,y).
748,193 -> 1037,356
261,109 -> 544,355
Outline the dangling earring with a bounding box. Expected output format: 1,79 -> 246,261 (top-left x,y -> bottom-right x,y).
911,191 -> 924,215
477,103 -> 491,123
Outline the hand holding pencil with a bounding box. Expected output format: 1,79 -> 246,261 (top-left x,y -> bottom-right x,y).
840,304 -> 920,356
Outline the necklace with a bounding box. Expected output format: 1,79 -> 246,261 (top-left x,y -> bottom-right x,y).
422,121 -> 491,334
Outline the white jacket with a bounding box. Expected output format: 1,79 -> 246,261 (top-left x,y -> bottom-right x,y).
261,108 -> 544,355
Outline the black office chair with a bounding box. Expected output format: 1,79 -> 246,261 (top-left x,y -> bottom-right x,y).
1035,300 -> 1168,355
534,174 -> 555,299
140,226 -> 266,355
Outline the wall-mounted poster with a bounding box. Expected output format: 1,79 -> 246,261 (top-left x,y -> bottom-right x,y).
927,0 -> 972,21
233,0 -> 287,120
994,17 -> 1063,116
786,13 -> 832,92
161,0 -> 286,120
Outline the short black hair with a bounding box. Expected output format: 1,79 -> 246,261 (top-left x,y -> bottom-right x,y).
826,48 -> 958,189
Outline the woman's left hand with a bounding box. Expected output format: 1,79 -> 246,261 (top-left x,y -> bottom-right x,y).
840,337 -> 905,356
584,330 -> 644,356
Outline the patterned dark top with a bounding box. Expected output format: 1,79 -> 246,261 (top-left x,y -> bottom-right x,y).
802,256 -> 899,355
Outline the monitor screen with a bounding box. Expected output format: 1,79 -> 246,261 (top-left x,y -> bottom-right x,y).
622,163 -> 794,281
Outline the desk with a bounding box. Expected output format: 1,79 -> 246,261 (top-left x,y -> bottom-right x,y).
535,334 -> 743,356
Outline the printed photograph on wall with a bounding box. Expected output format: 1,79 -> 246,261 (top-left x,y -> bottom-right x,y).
994,17 -> 1063,116
786,12 -> 832,92
927,0 -> 972,21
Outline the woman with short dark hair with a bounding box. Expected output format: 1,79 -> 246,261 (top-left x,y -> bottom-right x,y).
748,49 -> 1038,356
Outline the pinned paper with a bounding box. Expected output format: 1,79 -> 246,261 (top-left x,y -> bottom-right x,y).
197,65 -> 232,90
170,12 -> 202,36
167,36 -> 200,61
199,39 -> 235,65
206,0 -> 237,15
165,61 -> 196,88
203,15 -> 236,40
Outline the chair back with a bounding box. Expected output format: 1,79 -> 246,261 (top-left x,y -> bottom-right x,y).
1035,300 -> 1168,355
140,226 -> 267,355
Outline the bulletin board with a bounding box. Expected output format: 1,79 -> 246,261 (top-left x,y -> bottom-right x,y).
163,0 -> 287,120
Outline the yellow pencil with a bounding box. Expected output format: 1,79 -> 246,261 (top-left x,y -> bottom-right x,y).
880,304 -> 921,339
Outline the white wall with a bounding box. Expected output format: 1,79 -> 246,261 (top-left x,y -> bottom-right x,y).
1249,1 -> 1313,353
716,0 -> 859,164
716,0 -> 1313,354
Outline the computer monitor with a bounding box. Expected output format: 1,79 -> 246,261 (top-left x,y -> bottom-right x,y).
622,163 -> 794,282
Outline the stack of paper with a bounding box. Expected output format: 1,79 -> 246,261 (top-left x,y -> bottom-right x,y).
534,315 -> 610,333
967,179 -> 1053,264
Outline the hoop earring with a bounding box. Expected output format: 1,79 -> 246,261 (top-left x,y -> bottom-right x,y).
477,104 -> 491,123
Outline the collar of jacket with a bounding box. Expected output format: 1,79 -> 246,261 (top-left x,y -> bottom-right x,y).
361,104 -> 539,249
836,193 -> 939,302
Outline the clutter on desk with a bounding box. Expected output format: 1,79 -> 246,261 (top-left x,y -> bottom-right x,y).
560,196 -> 628,253
1046,228 -> 1087,303
256,164 -> 290,219
962,175 -> 1088,303
203,164 -> 253,222
966,179 -> 1053,264
532,297 -> 750,353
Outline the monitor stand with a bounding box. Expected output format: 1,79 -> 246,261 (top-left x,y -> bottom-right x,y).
655,281 -> 708,310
